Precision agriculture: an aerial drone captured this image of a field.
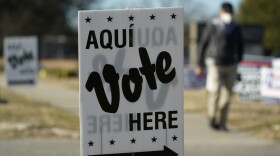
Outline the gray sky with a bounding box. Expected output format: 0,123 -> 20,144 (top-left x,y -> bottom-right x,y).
70,0 -> 243,29
195,0 -> 242,15
90,0 -> 242,20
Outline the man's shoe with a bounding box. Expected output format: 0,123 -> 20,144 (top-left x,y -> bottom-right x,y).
209,118 -> 219,130
220,125 -> 228,132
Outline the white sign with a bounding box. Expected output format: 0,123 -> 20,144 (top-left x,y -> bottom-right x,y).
79,8 -> 184,156
261,68 -> 280,98
235,66 -> 262,100
4,36 -> 38,86
273,58 -> 280,69
234,55 -> 272,101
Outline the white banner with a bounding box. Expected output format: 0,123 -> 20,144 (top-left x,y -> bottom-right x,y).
235,66 -> 261,100
79,7 -> 184,156
261,68 -> 280,98
273,58 -> 280,69
4,36 -> 38,86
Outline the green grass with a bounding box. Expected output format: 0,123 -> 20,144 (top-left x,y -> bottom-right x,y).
0,87 -> 79,139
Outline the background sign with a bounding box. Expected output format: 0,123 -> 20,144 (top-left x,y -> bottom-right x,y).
273,58 -> 280,69
4,36 -> 38,86
234,55 -> 272,101
261,68 -> 280,98
235,66 -> 264,101
79,8 -> 184,156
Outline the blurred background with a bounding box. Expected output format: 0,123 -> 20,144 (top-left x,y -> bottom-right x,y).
0,0 -> 280,156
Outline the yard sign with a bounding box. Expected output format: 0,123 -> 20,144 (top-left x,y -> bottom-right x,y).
79,7 -> 184,156
4,36 -> 38,86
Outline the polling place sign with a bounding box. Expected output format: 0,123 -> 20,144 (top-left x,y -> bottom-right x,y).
234,55 -> 272,101
260,68 -> 280,98
79,7 -> 184,156
4,36 -> 38,86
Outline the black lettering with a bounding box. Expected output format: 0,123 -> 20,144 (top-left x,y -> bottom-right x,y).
85,65 -> 120,113
155,112 -> 167,129
139,47 -> 157,90
100,29 -> 113,49
115,29 -> 126,48
8,52 -> 34,69
23,51 -> 33,60
129,28 -> 133,47
143,112 -> 153,130
156,51 -> 176,83
85,48 -> 177,114
129,113 -> 141,131
8,56 -> 17,69
122,68 -> 143,102
86,31 -> 99,49
168,111 -> 178,129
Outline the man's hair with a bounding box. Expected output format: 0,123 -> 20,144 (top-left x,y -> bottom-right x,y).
221,2 -> 234,14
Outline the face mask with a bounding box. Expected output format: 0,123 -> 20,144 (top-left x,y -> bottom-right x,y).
220,13 -> 232,24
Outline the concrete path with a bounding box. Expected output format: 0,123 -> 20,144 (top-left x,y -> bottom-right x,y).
0,76 -> 79,114
1,114 -> 280,156
184,114 -> 280,156
0,76 -> 280,156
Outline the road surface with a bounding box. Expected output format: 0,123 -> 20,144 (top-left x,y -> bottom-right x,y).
0,76 -> 280,156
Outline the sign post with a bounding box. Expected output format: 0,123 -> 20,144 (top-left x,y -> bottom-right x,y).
4,36 -> 38,86
79,7 -> 184,156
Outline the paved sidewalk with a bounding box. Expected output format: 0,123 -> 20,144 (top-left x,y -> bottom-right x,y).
0,76 -> 79,114
184,114 -> 280,156
0,76 -> 280,156
1,114 -> 280,156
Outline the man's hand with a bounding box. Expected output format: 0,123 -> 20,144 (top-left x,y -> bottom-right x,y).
195,67 -> 203,77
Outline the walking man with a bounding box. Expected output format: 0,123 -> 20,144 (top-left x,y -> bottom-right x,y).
195,2 -> 244,131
